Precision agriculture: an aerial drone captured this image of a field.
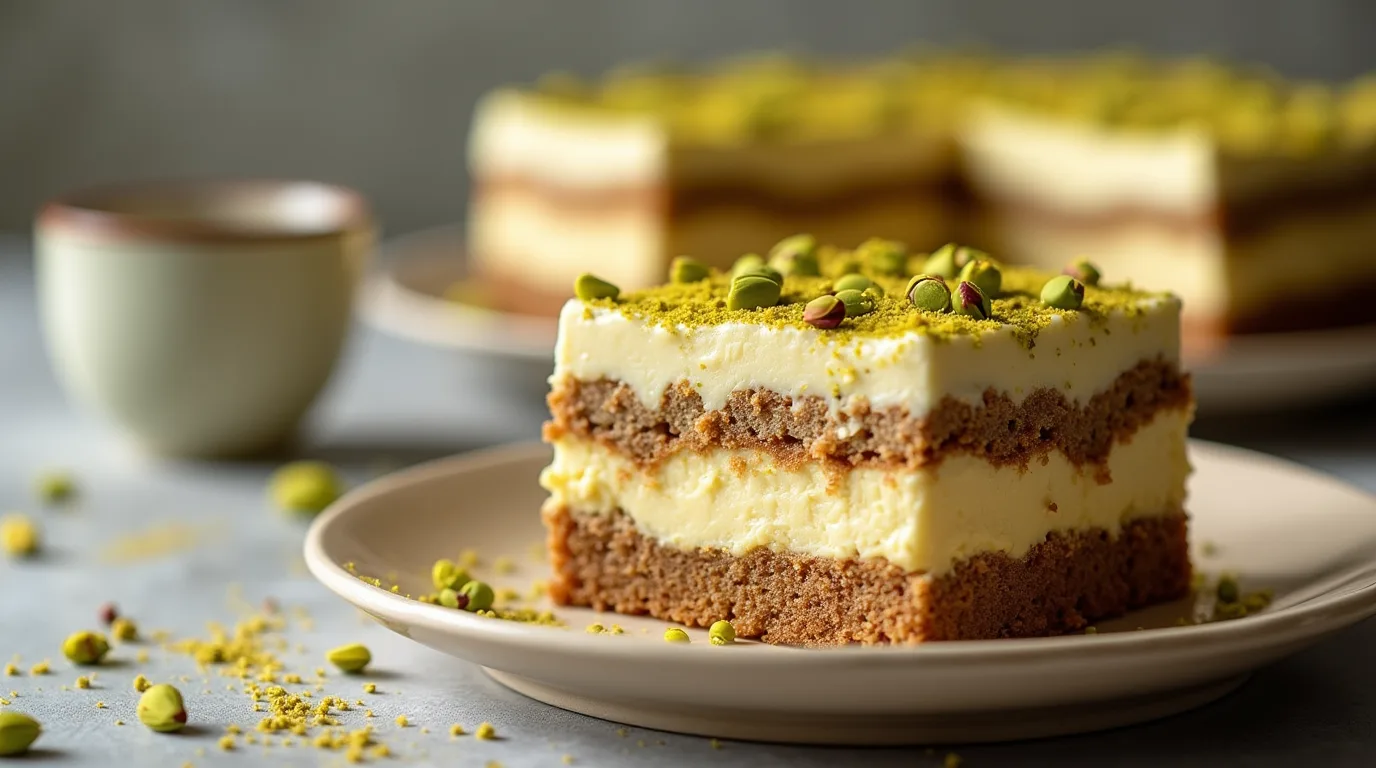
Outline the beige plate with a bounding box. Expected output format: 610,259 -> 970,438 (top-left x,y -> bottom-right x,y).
304,440 -> 1376,745
360,223 -> 1376,414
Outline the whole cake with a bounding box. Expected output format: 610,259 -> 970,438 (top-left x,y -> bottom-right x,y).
540,237 -> 1195,644
465,54 -> 1376,343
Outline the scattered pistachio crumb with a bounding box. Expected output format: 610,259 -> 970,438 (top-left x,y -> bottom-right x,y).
136,649 -> 150,664
562,755 -> 575,765
617,728 -> 628,738
395,714 -> 409,727
585,623 -> 605,634
0,513 -> 40,556
372,744 -> 391,758
363,682 -> 376,694
115,720 -> 123,726
450,723 -> 465,736
475,722 -> 496,740
710,738 -> 722,749
29,660 -> 50,676
3,664 -> 16,676
75,675 -> 90,689
366,710 -> 374,718
609,624 -> 625,635
95,701 -> 106,708
219,736 -> 236,751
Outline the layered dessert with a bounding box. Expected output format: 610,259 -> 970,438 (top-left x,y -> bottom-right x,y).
466,57 -> 978,316
465,54 -> 1376,342
540,238 -> 1195,644
959,60 -> 1376,341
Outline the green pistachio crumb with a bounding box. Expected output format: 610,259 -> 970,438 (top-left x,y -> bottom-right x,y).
431,559 -> 470,592
663,628 -> 690,644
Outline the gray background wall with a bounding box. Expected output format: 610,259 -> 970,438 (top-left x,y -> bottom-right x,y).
1,0 -> 1373,237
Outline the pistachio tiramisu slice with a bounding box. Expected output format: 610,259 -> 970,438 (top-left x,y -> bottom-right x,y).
540,237 -> 1194,645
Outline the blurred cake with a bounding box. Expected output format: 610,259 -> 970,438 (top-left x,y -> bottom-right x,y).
466,53 -> 1376,341
540,238 -> 1194,644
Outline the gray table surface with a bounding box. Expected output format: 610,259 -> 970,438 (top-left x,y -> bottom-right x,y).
2,236 -> 1375,767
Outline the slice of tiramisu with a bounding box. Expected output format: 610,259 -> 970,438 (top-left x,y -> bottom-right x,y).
540,237 -> 1194,645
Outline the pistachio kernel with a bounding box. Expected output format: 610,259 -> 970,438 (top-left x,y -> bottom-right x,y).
708,620 -> 736,646
802,295 -> 846,329
1062,259 -> 1102,286
728,253 -> 766,279
727,275 -> 782,311
0,514 -> 39,557
833,259 -> 863,276
669,256 -> 710,284
437,588 -> 469,610
98,602 -> 118,625
834,289 -> 875,318
767,233 -> 820,276
1040,275 -> 1085,310
663,628 -> 690,644
35,470 -> 76,505
62,631 -> 110,666
734,264 -> 783,286
832,273 -> 873,294
268,461 -> 344,516
458,580 -> 495,612
1216,575 -> 1240,604
858,237 -> 908,275
952,281 -> 992,320
111,617 -> 138,642
430,559 -> 469,592
862,282 -> 885,298
573,273 -> 620,302
326,644 -> 372,674
957,258 -> 1003,299
922,243 -> 982,279
0,712 -> 41,756
906,275 -> 951,313
136,684 -> 187,733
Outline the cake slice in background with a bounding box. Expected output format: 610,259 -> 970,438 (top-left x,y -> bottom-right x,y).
960,58 -> 1376,344
540,237 -> 1194,645
466,56 -> 979,316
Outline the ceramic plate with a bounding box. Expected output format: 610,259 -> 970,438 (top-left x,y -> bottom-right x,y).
304,440 -> 1376,745
359,225 -> 1376,415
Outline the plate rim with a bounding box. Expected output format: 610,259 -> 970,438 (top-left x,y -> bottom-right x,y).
304,439 -> 1376,670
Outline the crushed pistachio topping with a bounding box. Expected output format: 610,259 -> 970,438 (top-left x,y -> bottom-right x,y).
578,242 -> 1168,349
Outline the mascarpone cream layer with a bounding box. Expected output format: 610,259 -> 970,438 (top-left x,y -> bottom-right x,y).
541,410 -> 1191,575
554,296 -> 1180,415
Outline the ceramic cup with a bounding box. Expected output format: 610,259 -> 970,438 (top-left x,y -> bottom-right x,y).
36,179 -> 375,458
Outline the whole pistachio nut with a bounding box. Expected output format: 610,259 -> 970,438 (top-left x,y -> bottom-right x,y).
437,588 -> 469,610
326,643 -> 372,674
729,253 -> 767,279
953,281 -> 992,320
1040,275 -> 1085,310
573,273 -> 620,302
957,258 -> 1003,299
1062,259 -> 1102,286
669,256 -> 710,284
136,684 -> 187,733
767,233 -> 820,276
268,461 -> 344,516
862,282 -> 885,297
858,238 -> 908,275
727,276 -> 782,310
1216,575 -> 1240,604
921,243 -> 983,279
832,274 -> 873,294
430,559 -> 469,592
708,620 -> 736,646
834,259 -> 863,276
834,289 -> 875,318
735,264 -> 783,286
802,295 -> 847,329
906,275 -> 952,312
62,631 -> 110,666
459,580 -> 496,612
0,712 -> 41,756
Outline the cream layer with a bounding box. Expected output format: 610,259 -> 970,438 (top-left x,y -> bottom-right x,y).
977,197 -> 1376,321
469,90 -> 950,194
553,295 -> 1180,416
540,409 -> 1191,575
